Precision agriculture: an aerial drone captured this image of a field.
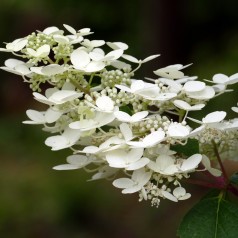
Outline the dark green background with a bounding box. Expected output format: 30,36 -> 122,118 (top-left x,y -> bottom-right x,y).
0,0 -> 238,237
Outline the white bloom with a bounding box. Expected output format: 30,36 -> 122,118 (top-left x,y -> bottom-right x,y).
90,165 -> 119,180
127,130 -> 165,148
173,100 -> 205,111
69,111 -> 116,131
184,81 -> 215,100
179,154 -> 202,173
85,96 -> 115,113
121,54 -> 160,64
112,168 -> 152,194
116,80 -> 177,101
114,110 -> 148,123
89,48 -> 124,62
53,154 -> 93,170
105,148 -> 149,170
45,127 -> 81,150
162,187 -> 191,202
167,122 -> 190,138
0,58 -> 32,76
23,108 -> 62,124
70,48 -> 105,72
212,73 -> 238,85
30,64 -> 66,76
154,64 -> 191,79
26,44 -> 51,58
158,78 -> 183,93
147,155 -> 178,175
33,86 -> 83,105
201,155 -> 222,176
81,39 -> 105,49
0,38 -> 28,52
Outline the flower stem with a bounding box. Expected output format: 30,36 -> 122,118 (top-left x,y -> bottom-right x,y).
211,140 -> 229,184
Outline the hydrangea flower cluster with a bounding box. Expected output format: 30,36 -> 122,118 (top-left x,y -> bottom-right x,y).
1,24 -> 238,207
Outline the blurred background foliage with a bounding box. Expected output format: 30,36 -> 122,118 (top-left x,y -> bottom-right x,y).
0,0 -> 238,237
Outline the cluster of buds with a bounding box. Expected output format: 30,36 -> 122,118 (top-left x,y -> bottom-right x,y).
1,24 -> 238,207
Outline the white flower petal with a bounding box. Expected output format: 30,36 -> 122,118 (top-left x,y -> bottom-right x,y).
126,157 -> 150,171
23,109 -> 45,124
113,178 -> 134,189
85,61 -> 105,72
63,24 -> 77,35
71,49 -> 90,69
41,64 -> 66,76
107,42 -> 128,50
202,111 -> 226,124
142,54 -> 160,63
119,123 -> 133,141
53,164 -> 80,170
180,154 -> 202,172
96,96 -> 114,111
121,54 -> 139,63
167,123 -> 190,138
161,191 -> 178,202
183,81 -> 206,93
45,108 -> 62,123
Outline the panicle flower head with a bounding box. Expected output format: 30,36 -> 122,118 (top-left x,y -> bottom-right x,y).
1,24 -> 238,208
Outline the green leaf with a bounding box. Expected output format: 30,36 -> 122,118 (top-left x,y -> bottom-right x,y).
177,192 -> 238,238
171,138 -> 199,156
119,105 -> 133,115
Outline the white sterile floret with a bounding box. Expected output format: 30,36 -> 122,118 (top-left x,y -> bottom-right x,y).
201,155 -> 222,177
127,130 -> 165,148
27,44 -> 51,58
158,78 -> 183,93
105,147 -> 149,170
70,48 -> 106,72
116,79 -> 159,94
112,168 -> 152,194
116,80 -> 177,101
89,48 -> 124,62
0,38 -> 28,52
212,73 -> 238,85
154,64 -> 191,79
45,127 -> 81,150
69,111 -> 116,131
23,108 -> 62,124
31,64 -> 66,76
167,122 -> 190,138
162,187 -> 191,202
33,89 -> 83,105
147,155 -> 178,175
53,154 -> 93,170
81,39 -> 105,49
173,100 -> 205,111
90,165 -> 119,181
122,53 -> 160,64
114,110 -> 148,123
0,58 -> 31,76
183,81 -> 215,100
